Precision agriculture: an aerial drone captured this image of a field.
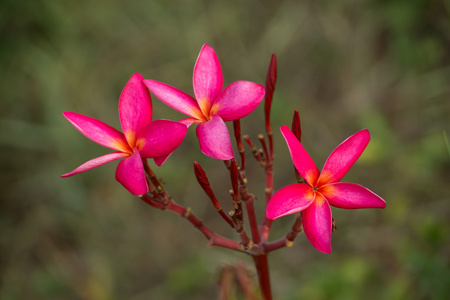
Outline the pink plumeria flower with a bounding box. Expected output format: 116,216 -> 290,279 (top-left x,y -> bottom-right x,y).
61,73 -> 187,195
266,125 -> 386,253
144,44 -> 265,160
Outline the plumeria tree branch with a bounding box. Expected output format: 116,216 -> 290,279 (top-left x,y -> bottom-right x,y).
139,193 -> 244,252
62,46 -> 386,300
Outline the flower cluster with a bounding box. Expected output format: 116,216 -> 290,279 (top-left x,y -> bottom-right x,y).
62,44 -> 385,257
62,44 -> 265,193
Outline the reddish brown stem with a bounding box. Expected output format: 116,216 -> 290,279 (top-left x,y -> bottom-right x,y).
258,134 -> 269,163
233,120 -> 246,171
230,190 -> 244,224
264,213 -> 303,252
244,135 -> 265,166
230,159 -> 244,223
140,192 -> 165,209
252,254 -> 272,300
259,55 -> 278,245
140,194 -> 243,252
229,211 -> 252,250
261,136 -> 274,242
145,176 -> 165,203
240,188 -> 261,244
230,159 -> 240,195
143,159 -> 170,202
260,160 -> 274,242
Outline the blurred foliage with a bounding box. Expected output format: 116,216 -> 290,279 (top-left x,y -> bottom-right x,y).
1,0 -> 449,299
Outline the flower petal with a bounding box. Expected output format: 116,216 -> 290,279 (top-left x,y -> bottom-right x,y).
211,81 -> 265,121
151,119 -> 196,166
144,79 -> 204,120
317,129 -> 370,186
63,111 -> 131,153
115,150 -> 148,195
179,118 -> 202,127
320,182 -> 386,209
61,152 -> 128,177
302,193 -> 332,253
196,115 -> 234,160
193,44 -> 223,116
266,183 -> 315,219
137,119 -> 187,158
154,154 -> 170,166
119,73 -> 153,148
280,125 -> 319,186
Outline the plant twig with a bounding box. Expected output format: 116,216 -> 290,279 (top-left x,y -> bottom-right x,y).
244,135 -> 265,166
233,120 -> 246,171
230,159 -> 244,223
240,187 -> 261,245
193,161 -> 234,228
143,159 -> 170,202
264,213 -> 303,252
258,134 -> 270,163
260,54 -> 277,244
140,194 -> 243,252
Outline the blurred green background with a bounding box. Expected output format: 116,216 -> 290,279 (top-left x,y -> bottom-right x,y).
1,0 -> 449,299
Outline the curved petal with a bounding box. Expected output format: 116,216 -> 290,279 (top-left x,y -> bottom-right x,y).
266,183 -> 315,219
193,44 -> 223,116
211,81 -> 265,121
61,152 -> 128,177
302,194 -> 332,253
154,154 -> 170,166
152,119 -> 197,166
196,115 -> 234,160
144,79 -> 204,120
63,112 -> 131,153
137,119 -> 187,158
280,125 -> 319,186
119,73 -> 153,148
317,129 -> 370,186
320,182 -> 386,209
179,118 -> 202,128
115,150 -> 148,195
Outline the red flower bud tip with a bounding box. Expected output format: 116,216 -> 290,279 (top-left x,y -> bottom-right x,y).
264,54 -> 277,129
291,109 -> 302,142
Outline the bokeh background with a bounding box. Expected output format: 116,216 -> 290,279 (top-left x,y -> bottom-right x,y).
1,0 -> 449,299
